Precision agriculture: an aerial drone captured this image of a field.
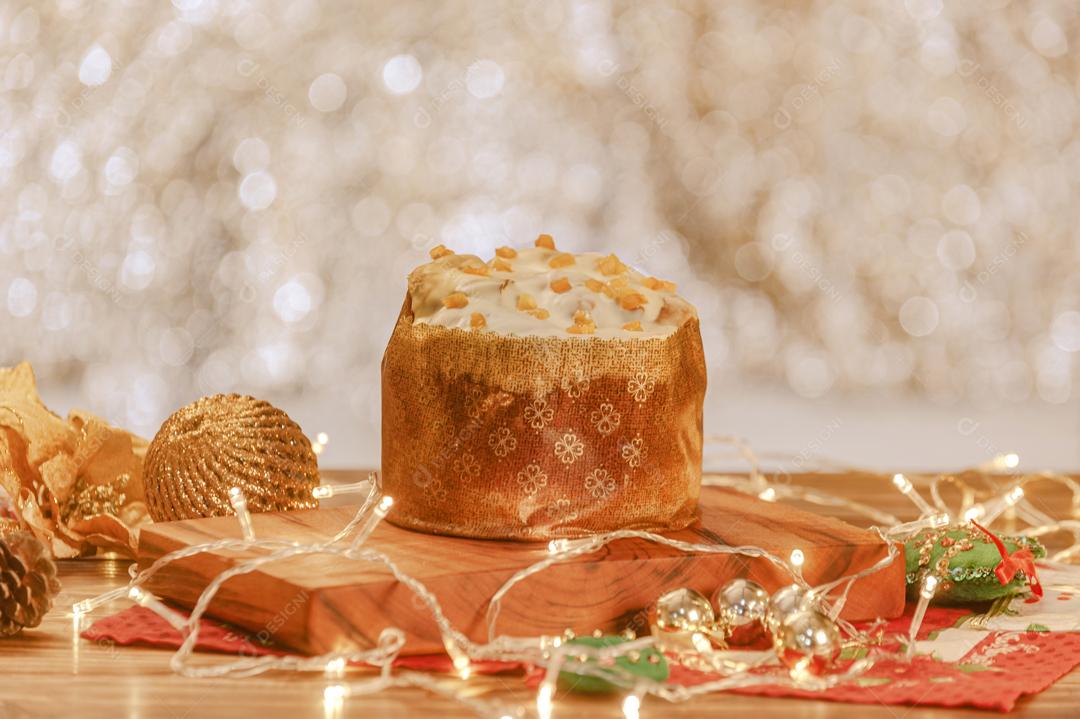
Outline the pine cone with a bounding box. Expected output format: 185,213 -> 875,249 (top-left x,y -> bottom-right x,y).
0,530 -> 61,637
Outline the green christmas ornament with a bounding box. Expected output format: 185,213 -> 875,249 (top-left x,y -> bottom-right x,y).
904,524 -> 1045,603
556,635 -> 669,694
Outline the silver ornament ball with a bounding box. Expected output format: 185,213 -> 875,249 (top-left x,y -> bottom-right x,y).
654,588 -> 715,633
766,584 -> 813,632
713,578 -> 769,645
775,610 -> 842,676
713,578 -> 769,626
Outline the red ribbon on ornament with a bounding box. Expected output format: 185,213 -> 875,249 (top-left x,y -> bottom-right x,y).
971,521 -> 1043,603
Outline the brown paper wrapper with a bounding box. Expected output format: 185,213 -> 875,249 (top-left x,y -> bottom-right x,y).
381,293 -> 706,540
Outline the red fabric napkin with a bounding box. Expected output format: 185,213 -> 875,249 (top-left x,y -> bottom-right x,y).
85,604 -> 1080,711
82,606 -> 520,675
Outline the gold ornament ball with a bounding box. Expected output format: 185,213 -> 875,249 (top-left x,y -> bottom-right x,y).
775,610 -> 841,676
712,578 -> 769,645
143,394 -> 320,522
766,584 -> 813,633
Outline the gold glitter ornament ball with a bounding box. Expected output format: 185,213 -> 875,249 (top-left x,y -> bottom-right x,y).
143,395 -> 320,522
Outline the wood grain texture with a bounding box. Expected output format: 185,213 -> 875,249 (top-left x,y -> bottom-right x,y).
135,486 -> 903,655
0,470 -> 1075,719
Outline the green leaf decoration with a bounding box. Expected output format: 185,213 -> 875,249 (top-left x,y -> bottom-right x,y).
854,677 -> 892,687
557,635 -> 669,694
1025,623 -> 1050,633
839,645 -> 869,660
903,528 -> 1046,603
956,663 -> 998,673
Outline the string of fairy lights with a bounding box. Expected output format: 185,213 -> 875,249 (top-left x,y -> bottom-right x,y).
69,438 -> 1080,718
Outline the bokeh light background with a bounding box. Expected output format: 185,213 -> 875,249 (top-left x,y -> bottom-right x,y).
2,0 -> 1078,469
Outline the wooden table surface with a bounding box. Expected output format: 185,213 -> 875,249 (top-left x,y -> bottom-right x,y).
2,469 -> 1078,719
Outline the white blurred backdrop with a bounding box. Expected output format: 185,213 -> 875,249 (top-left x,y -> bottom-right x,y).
2,0 -> 1078,469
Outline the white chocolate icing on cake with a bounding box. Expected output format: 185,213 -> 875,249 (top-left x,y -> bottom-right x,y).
408,235 -> 696,338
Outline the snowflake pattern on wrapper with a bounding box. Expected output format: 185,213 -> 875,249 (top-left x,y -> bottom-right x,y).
590,401 -> 621,436
626,371 -> 656,403
554,432 -> 585,465
584,467 -> 616,499
560,365 -> 591,398
487,426 -> 517,457
545,497 -> 578,523
620,435 -> 647,468
516,463 -> 548,495
524,397 -> 554,430
453,452 -> 480,480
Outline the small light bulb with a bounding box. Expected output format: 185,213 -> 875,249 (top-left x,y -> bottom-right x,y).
228,487 -> 256,542
537,683 -> 554,719
1003,453 -> 1020,469
325,657 -> 346,678
790,549 -> 805,567
892,473 -> 911,493
920,574 -> 939,600
312,486 -> 333,500
1005,486 -> 1024,505
317,432 -> 329,445
758,487 -> 777,502
622,693 -> 641,719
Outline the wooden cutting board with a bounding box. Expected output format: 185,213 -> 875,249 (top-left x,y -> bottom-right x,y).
137,487 -> 904,655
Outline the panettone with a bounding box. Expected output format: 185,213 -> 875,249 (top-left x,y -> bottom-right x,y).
381,235 -> 707,539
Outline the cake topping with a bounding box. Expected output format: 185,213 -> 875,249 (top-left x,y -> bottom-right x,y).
643,276 -> 677,292
585,278 -> 614,298
461,264 -> 490,276
442,292 -> 469,309
550,277 -> 572,294
567,309 -> 597,335
409,237 -> 695,338
430,244 -> 454,260
596,254 -> 627,276
618,291 -> 648,311
548,252 -> 575,269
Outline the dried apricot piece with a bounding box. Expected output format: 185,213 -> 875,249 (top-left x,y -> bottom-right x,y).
596,253 -> 626,276
619,292 -> 648,311
548,253 -> 575,269
585,278 -> 614,297
622,320 -> 643,331
430,244 -> 454,260
527,308 -> 551,320
535,234 -> 556,250
470,313 -> 486,329
643,276 -> 676,292
492,257 -> 513,272
517,293 -> 538,311
495,246 -> 518,259
461,264 -> 490,276
550,277 -> 572,293
442,292 -> 469,309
